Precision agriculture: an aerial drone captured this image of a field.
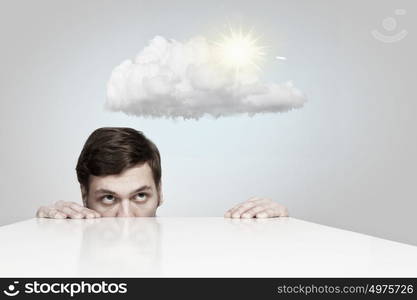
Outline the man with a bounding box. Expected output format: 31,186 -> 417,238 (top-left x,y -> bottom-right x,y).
36,127 -> 289,219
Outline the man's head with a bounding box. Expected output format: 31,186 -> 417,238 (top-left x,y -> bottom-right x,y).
75,127 -> 163,217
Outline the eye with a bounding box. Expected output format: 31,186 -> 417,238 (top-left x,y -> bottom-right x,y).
135,192 -> 148,202
101,195 -> 116,205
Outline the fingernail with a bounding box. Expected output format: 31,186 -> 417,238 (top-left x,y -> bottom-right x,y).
232,213 -> 240,218
257,212 -> 267,218
242,213 -> 251,218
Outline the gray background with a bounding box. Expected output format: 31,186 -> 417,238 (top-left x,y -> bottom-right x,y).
1,0 -> 416,245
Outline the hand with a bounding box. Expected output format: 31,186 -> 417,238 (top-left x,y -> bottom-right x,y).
224,197 -> 289,219
36,201 -> 101,219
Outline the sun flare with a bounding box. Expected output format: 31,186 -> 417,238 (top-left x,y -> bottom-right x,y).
213,27 -> 266,71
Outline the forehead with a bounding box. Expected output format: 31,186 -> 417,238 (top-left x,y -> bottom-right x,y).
89,163 -> 155,192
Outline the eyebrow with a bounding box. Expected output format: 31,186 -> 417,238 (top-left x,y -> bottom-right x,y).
94,185 -> 152,196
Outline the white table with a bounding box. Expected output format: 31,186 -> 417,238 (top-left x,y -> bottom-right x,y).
0,217 -> 416,277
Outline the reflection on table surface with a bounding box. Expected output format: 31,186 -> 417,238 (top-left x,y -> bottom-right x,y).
0,217 -> 417,277
78,218 -> 161,276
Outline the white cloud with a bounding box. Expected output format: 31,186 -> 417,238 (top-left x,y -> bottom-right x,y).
105,35 -> 306,120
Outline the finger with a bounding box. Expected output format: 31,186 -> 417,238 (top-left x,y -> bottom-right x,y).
80,208 -> 99,219
224,197 -> 270,218
256,208 -> 277,218
54,201 -> 77,210
230,201 -> 259,218
68,202 -> 85,212
225,197 -> 263,217
278,206 -> 289,217
229,197 -> 261,211
58,206 -> 84,219
226,201 -> 252,218
241,205 -> 268,218
240,202 -> 275,217
81,208 -> 100,218
69,203 -> 96,218
70,203 -> 101,218
36,206 -> 48,218
46,208 -> 67,219
224,202 -> 247,216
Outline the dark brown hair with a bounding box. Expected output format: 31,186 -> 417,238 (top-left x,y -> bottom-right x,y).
76,127 -> 161,194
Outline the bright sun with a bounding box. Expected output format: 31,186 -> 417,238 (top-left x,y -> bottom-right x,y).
213,27 -> 265,71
